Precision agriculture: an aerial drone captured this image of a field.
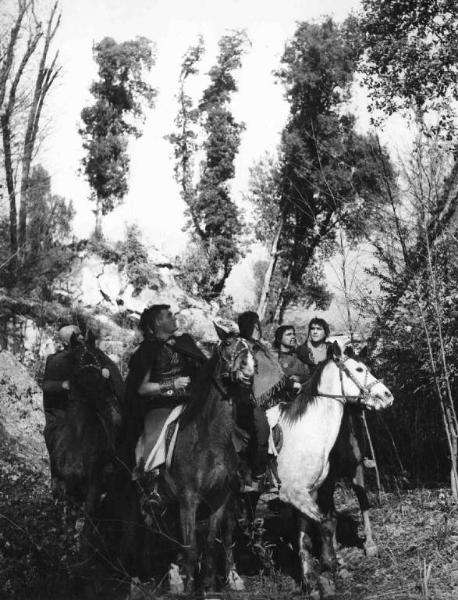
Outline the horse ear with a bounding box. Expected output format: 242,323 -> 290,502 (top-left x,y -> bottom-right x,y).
86,329 -> 97,348
214,322 -> 229,341
332,340 -> 342,359
70,332 -> 80,349
344,345 -> 355,359
358,345 -> 369,361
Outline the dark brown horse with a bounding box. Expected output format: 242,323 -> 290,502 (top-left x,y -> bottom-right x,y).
45,332 -> 124,549
140,329 -> 255,593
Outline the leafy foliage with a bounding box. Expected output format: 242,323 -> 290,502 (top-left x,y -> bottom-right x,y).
361,135 -> 458,486
169,32 -> 248,301
18,165 -> 75,296
359,0 -> 458,128
254,18 -> 393,321
80,37 -> 156,228
116,224 -> 159,295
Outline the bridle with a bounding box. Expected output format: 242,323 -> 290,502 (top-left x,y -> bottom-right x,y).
316,356 -> 381,407
213,337 -> 252,399
76,345 -> 103,373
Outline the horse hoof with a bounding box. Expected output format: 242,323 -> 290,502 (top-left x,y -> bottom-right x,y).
227,568 -> 245,591
364,541 -> 378,557
318,573 -> 336,599
125,577 -> 144,600
301,574 -> 317,596
168,563 -> 185,595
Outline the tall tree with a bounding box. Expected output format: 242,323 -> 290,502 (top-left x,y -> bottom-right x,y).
259,18 -> 393,323
169,31 -> 248,301
79,37 -> 156,237
0,0 -> 45,277
18,1 -> 60,258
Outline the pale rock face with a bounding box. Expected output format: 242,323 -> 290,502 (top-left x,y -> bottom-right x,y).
1,248 -> 224,369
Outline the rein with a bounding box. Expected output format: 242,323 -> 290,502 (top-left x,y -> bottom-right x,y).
316,357 -> 380,406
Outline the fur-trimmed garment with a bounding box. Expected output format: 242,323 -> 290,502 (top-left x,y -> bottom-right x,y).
250,340 -> 287,409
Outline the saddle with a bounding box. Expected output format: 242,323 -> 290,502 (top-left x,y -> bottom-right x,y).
135,405 -> 183,474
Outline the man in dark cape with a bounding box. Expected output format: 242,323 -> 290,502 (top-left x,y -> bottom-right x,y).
124,304 -> 206,467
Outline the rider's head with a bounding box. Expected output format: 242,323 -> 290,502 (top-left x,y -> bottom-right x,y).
273,325 -> 296,351
238,311 -> 261,341
140,304 -> 178,339
307,318 -> 329,344
58,325 -> 83,348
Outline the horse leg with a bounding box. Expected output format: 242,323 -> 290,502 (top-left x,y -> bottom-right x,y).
222,497 -> 245,592
244,491 -> 260,524
205,502 -> 226,592
317,478 -> 338,600
297,508 -> 316,594
80,479 -> 102,560
179,497 -> 198,593
352,463 -> 377,556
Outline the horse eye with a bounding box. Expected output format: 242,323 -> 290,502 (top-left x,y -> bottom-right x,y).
356,367 -> 364,373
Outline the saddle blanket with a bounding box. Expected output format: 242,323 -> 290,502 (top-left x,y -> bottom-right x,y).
135,404 -> 184,472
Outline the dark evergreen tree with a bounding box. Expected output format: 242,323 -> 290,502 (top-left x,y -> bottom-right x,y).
79,37 -> 156,237
269,18 -> 393,322
169,31 -> 248,301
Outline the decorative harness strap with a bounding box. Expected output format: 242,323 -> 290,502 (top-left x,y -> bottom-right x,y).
317,357 -> 380,406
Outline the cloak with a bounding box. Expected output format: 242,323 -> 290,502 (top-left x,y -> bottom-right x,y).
124,334 -> 206,453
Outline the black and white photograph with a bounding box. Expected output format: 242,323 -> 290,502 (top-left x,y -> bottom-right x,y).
1,0 -> 457,598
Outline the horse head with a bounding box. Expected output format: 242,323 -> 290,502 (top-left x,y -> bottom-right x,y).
68,330 -> 112,406
329,341 -> 394,410
214,322 -> 255,388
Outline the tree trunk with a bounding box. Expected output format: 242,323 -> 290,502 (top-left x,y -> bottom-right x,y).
273,268 -> 292,325
1,113 -> 18,276
94,199 -> 103,239
258,219 -> 284,321
18,2 -> 60,259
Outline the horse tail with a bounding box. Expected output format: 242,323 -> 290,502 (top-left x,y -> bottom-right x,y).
279,486 -> 323,522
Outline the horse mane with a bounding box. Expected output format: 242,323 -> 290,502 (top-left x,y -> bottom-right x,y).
281,358 -> 331,423
180,350 -> 223,428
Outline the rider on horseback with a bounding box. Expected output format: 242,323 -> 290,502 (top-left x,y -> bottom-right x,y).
237,311 -> 287,492
125,305 -> 206,500
273,325 -> 310,400
297,317 -> 332,374
42,324 -> 124,496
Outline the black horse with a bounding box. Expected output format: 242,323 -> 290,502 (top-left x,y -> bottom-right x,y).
44,331 -> 124,551
137,329 -> 255,594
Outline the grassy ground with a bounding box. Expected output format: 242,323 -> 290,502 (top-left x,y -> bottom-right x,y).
1,452 -> 458,600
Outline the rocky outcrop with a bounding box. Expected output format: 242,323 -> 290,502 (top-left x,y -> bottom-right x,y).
0,246 -> 224,372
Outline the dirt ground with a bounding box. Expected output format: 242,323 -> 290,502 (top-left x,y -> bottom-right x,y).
1,449 -> 458,600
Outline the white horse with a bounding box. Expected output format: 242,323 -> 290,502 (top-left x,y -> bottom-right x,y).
267,341 -> 393,598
